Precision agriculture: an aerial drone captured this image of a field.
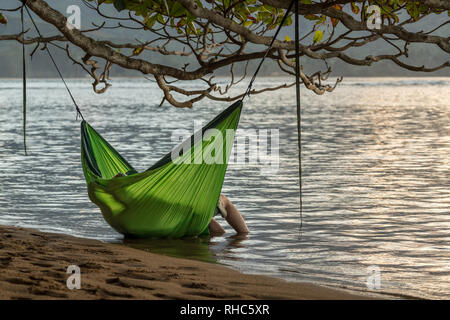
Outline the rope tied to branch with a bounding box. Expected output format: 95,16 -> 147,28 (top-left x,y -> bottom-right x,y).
21,1 -> 84,122
241,0 -> 296,100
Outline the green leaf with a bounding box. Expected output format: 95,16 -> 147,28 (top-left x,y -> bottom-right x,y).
133,47 -> 144,56
194,0 -> 203,9
144,14 -> 158,29
313,30 -> 323,43
406,2 -> 419,20
156,13 -> 165,24
0,13 -> 7,25
170,2 -> 187,17
304,14 -> 320,21
315,15 -> 326,25
300,0 -> 312,4
418,4 -> 429,14
113,0 -> 126,12
186,12 -> 196,24
282,15 -> 292,26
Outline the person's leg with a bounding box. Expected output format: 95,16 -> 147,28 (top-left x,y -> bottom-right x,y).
220,195 -> 249,234
209,218 -> 225,236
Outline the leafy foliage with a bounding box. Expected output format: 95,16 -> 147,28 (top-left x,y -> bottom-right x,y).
10,0 -> 446,107
88,0 -> 448,45
89,0 -> 294,35
0,12 -> 7,25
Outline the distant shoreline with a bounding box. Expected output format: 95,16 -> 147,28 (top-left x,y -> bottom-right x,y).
0,225 -> 375,300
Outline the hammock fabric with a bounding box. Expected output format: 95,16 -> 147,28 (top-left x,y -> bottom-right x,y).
81,101 -> 242,238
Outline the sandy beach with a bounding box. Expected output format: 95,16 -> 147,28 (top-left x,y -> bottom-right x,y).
0,225 -> 373,300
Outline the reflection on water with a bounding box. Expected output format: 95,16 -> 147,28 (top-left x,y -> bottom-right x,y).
0,77 -> 449,299
122,236 -> 217,264
121,234 -> 250,265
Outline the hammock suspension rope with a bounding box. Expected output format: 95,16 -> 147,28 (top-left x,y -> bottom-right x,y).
21,2 -> 84,121
21,5 -> 27,155
242,0 -> 297,100
294,0 -> 303,231
20,0 -> 303,237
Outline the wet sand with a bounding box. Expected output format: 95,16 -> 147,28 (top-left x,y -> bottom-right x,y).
0,225 -> 370,300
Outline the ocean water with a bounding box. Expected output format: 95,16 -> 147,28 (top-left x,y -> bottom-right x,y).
0,77 -> 448,299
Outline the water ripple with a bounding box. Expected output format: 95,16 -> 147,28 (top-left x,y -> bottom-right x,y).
0,77 -> 449,299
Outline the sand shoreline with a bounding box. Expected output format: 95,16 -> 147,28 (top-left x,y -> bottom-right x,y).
0,225 -> 372,300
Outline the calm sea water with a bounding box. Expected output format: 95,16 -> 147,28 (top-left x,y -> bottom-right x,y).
0,77 -> 448,299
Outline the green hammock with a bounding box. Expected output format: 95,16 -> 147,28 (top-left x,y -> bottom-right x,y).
81,101 -> 243,238
19,0 -> 301,239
